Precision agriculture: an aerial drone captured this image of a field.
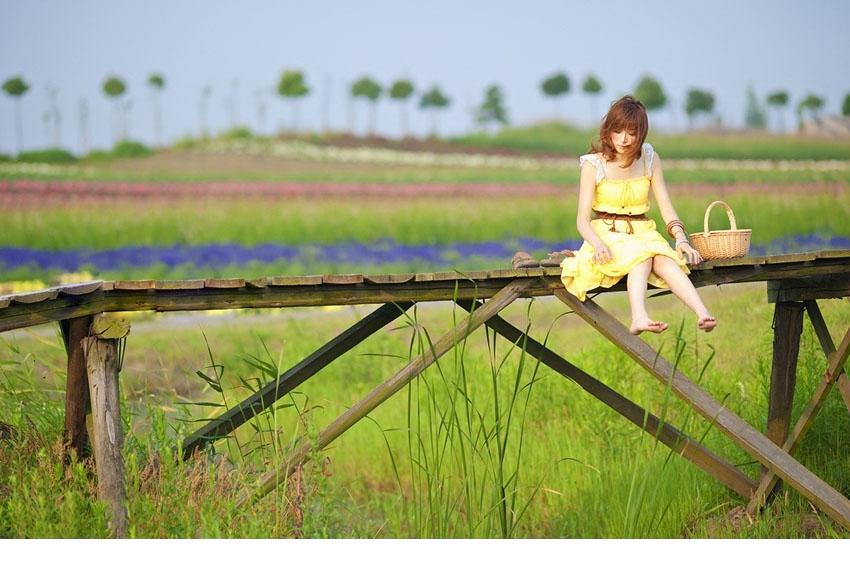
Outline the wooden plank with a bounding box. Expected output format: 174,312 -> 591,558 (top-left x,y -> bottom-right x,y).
767,275 -> 850,303
101,282 -> 115,291
761,301 -> 804,500
269,275 -> 323,286
59,281 -> 104,296
182,301 -> 415,459
237,278 -> 535,506
245,277 -> 268,288
113,280 -> 155,290
90,314 -> 131,340
486,268 -> 522,279
0,296 -> 10,309
204,278 -> 246,289
458,300 -> 757,499
83,336 -> 128,538
747,320 -> 850,514
765,252 -> 818,265
815,249 -> 850,260
554,288 -> 850,530
155,279 -> 205,290
364,273 -> 415,284
414,271 -> 461,282
60,315 -> 94,461
322,274 -> 364,285
11,287 -> 60,304
805,300 -> 850,414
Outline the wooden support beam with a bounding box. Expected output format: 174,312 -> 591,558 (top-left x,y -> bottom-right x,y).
182,301 -> 415,459
456,300 -> 757,499
83,331 -> 129,538
236,279 -> 533,507
747,322 -> 850,514
554,288 -> 850,531
806,300 -> 850,412
762,301 -> 804,499
60,315 -> 94,461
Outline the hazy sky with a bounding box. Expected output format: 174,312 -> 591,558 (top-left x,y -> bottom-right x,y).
1,0 -> 849,153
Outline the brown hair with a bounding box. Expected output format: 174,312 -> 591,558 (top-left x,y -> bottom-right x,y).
590,95 -> 649,168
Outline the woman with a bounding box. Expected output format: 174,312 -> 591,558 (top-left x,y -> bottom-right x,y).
560,95 -> 716,335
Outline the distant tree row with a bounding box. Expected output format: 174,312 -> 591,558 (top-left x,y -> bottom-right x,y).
3,70 -> 850,152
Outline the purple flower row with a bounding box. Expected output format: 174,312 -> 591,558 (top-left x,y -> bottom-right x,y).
0,235 -> 847,272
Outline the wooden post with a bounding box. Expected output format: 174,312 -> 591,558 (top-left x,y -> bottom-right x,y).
763,301 -> 804,500
60,315 -> 94,461
83,315 -> 130,538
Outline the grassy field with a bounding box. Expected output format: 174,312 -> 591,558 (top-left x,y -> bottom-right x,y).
1,284 -> 849,537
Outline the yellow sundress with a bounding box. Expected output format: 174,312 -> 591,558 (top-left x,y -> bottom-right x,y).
560,143 -> 689,301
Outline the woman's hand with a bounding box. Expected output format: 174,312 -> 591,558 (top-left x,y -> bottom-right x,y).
593,243 -> 613,265
676,241 -> 703,265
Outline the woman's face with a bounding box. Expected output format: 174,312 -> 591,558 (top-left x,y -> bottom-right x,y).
610,129 -> 637,154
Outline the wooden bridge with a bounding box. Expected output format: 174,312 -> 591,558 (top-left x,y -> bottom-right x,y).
2,249 -> 849,536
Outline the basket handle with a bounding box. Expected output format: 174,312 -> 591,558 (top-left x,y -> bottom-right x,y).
703,200 -> 738,234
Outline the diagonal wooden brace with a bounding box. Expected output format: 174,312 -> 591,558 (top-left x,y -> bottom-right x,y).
746,317 -> 850,514
182,301 -> 414,459
806,300 -> 850,413
236,279 -> 534,506
554,288 -> 850,530
456,299 -> 757,499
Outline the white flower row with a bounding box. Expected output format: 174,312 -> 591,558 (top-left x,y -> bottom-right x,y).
202,139 -> 850,172
0,162 -> 95,176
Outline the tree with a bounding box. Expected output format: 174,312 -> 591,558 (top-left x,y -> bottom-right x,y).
797,93 -> 825,128
198,84 -> 212,138
633,75 -> 667,112
581,74 -> 604,119
843,93 -> 850,118
351,76 -> 382,135
419,85 -> 450,137
683,88 -> 715,129
147,73 -> 166,146
102,75 -> 128,143
474,84 -> 509,131
389,78 -> 415,137
2,75 -> 30,153
540,72 -> 570,116
744,86 -> 767,130
277,69 -> 310,132
765,90 -> 789,132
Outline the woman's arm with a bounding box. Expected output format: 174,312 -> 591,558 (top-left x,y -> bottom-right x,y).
650,154 -> 702,264
577,161 -> 611,263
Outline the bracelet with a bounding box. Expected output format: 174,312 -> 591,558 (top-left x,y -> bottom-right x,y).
674,239 -> 689,250
666,220 -> 686,239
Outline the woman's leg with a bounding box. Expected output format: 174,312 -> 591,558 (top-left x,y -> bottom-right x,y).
652,255 -> 717,331
628,258 -> 668,334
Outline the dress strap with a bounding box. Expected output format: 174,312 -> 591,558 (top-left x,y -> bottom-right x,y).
642,142 -> 655,177
579,154 -> 605,183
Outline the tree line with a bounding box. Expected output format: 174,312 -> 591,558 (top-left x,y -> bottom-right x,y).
2,70 -> 849,153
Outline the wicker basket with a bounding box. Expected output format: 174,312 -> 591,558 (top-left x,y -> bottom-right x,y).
689,200 -> 751,260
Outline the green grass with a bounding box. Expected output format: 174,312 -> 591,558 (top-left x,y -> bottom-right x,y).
454,122 -> 850,160
2,283 -> 848,537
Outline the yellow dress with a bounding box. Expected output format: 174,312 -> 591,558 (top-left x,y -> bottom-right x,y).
560,143 -> 689,301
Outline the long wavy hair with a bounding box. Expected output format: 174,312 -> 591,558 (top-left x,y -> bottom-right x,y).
590,95 -> 648,168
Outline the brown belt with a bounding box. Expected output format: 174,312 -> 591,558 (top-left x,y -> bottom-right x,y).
592,210 -> 648,234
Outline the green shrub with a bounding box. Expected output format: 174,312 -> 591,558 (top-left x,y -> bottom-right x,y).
111,140 -> 152,158
217,126 -> 253,141
15,147 -> 78,164
0,153 -> 11,162
172,136 -> 200,150
83,150 -> 114,162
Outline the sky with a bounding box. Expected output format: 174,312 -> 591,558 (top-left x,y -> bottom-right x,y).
1,0 -> 849,153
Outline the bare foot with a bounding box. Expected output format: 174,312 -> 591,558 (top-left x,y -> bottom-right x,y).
629,317 -> 668,335
698,314 -> 717,332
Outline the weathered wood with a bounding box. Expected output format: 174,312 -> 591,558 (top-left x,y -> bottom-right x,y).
60,315 -> 94,461
204,278 -> 246,288
554,288 -> 850,530
747,323 -> 850,514
245,277 -> 268,288
457,300 -> 757,499
767,275 -> 850,303
364,273 -> 415,284
322,274 -> 364,285
58,281 -> 104,296
11,287 -> 60,304
238,279 -> 534,506
762,301 -> 804,500
0,295 -> 108,334
806,300 -> 850,412
155,279 -> 205,290
83,335 -> 128,538
113,280 -> 155,290
0,296 -> 10,308
182,301 -> 415,458
90,314 -> 131,340
269,275 -> 323,286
